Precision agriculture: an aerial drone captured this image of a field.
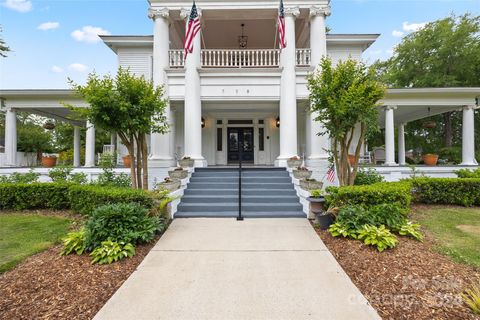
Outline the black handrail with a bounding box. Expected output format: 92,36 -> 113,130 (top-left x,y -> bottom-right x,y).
237,141 -> 244,221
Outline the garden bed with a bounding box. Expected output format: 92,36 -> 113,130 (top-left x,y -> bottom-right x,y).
0,237 -> 158,320
313,210 -> 480,319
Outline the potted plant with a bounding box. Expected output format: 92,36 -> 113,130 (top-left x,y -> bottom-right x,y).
168,167 -> 188,180
292,166 -> 312,179
422,146 -> 439,166
300,178 -> 323,191
179,156 -> 195,168
122,155 -> 132,168
41,154 -> 57,168
287,156 -> 302,168
307,190 -> 333,229
157,177 -> 181,192
348,154 -> 356,166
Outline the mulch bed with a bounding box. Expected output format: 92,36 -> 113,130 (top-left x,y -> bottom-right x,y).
314,224 -> 480,320
0,237 -> 159,320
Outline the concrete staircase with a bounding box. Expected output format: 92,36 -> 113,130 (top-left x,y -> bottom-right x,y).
176,167 -> 305,218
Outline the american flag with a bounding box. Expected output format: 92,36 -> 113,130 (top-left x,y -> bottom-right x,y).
277,0 -> 286,49
326,165 -> 336,183
184,2 -> 201,58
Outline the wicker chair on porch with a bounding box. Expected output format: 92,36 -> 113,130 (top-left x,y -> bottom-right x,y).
372,147 -> 386,164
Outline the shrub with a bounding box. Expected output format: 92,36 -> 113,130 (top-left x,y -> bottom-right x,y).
357,225 -> 398,252
367,203 -> 407,231
462,284 -> 480,315
328,222 -> 358,239
354,168 -> 384,185
439,147 -> 461,164
84,203 -> 160,250
455,168 -> 480,178
90,240 -> 135,265
0,183 -> 71,210
326,181 -> 412,209
49,166 -> 73,182
96,171 -> 131,188
335,206 -> 371,230
61,229 -> 87,255
398,221 -> 423,241
412,178 -> 480,206
68,185 -> 154,215
0,170 -> 40,184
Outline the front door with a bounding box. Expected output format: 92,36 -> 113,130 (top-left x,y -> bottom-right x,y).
227,127 -> 254,163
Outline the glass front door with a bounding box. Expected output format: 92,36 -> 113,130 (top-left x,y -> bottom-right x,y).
227,127 -> 254,163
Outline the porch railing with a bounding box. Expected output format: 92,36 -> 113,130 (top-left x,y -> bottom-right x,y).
168,48 -> 311,68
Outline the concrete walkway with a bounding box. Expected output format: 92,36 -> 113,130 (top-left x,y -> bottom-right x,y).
94,219 -> 380,320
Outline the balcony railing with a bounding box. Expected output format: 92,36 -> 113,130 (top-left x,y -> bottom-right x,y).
168,48 -> 311,69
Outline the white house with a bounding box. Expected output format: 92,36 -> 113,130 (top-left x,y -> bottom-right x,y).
1,0 -> 479,185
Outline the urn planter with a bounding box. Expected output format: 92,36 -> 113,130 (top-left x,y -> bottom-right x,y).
169,169 -> 188,180
42,156 -> 57,168
287,158 -> 302,168
179,158 -> 194,168
300,179 -> 323,191
307,196 -> 326,213
159,179 -> 181,192
293,169 -> 312,180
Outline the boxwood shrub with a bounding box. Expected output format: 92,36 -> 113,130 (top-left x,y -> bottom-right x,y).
412,177 -> 480,207
326,181 -> 412,209
68,185 -> 154,215
0,183 -> 71,210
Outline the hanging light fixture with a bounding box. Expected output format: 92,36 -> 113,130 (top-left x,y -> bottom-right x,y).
238,23 -> 248,49
201,117 -> 206,129
276,117 -> 280,128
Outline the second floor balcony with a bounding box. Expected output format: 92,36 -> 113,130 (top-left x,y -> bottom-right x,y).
169,48 -> 312,69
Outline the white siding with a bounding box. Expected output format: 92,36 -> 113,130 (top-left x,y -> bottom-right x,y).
117,47 -> 153,79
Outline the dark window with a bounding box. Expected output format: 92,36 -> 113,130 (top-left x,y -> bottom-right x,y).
228,120 -> 253,125
217,120 -> 223,124
259,127 -> 265,151
259,120 -> 264,124
217,128 -> 223,151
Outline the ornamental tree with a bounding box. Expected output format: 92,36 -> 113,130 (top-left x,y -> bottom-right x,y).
68,68 -> 168,189
308,58 -> 385,186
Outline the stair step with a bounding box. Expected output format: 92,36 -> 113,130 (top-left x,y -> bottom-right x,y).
175,211 -> 306,218
178,202 -> 303,212
187,183 -> 294,189
189,177 -> 292,183
181,195 -> 300,203
184,189 -> 298,196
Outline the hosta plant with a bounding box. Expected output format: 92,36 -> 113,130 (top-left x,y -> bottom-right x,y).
462,284 -> 480,315
61,229 -> 87,255
90,240 -> 135,265
398,221 -> 423,241
357,225 -> 398,252
328,222 -> 358,239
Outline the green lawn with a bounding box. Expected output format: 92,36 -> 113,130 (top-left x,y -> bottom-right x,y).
414,206 -> 480,268
0,214 -> 71,273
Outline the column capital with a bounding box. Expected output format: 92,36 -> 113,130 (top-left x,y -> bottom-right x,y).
384,105 -> 397,111
310,5 -> 331,18
284,6 -> 300,18
148,7 -> 170,20
463,105 -> 478,111
180,7 -> 202,20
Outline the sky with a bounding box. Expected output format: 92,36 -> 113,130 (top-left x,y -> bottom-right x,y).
0,0 -> 479,89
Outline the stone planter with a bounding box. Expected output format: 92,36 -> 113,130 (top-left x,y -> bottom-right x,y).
159,179 -> 181,192
293,169 -> 312,180
287,159 -> 302,168
300,179 -> 323,191
169,170 -> 188,180
42,156 -> 57,168
315,213 -> 334,230
179,158 -> 194,168
308,196 -> 326,213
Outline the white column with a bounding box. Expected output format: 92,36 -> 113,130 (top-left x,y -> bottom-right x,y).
4,107 -> 17,167
110,132 -> 117,153
84,121 -> 95,167
384,106 -> 397,166
398,123 -> 406,166
148,8 -> 175,167
307,5 -> 331,165
181,7 -> 206,167
73,126 -> 81,167
276,6 -> 300,166
461,105 -> 478,165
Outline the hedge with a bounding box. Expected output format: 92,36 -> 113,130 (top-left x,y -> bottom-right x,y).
0,183 -> 71,210
412,178 -> 480,207
0,183 -> 154,214
68,185 -> 154,215
326,181 -> 412,209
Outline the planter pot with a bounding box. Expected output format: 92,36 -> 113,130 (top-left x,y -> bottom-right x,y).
300,180 -> 324,191
179,158 -> 195,168
287,159 -> 302,168
423,154 -> 439,166
315,213 -> 334,230
122,155 -> 132,168
169,170 -> 188,180
293,169 -> 312,179
308,196 -> 326,213
348,154 -> 356,166
42,156 -> 57,168
159,179 -> 181,192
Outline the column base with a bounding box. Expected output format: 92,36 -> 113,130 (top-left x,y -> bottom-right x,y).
193,158 -> 208,168
383,162 -> 399,167
460,160 -> 479,166
148,157 -> 176,168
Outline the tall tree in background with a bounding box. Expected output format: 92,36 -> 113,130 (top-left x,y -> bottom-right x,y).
375,14 -> 480,152
0,27 -> 10,58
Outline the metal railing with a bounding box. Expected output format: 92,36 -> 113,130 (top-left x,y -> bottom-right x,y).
237,141 -> 243,221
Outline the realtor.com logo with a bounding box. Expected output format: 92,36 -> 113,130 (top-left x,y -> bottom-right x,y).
348,275 -> 465,308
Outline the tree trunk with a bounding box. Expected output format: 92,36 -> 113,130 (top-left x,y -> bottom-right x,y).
444,112 -> 453,148
126,142 -> 137,189
140,134 -> 149,190
135,136 -> 142,189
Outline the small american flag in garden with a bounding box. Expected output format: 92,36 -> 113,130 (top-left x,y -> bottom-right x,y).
326,165 -> 336,183
184,2 -> 201,57
277,0 -> 286,49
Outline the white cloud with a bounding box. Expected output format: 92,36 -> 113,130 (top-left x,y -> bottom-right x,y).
402,21 -> 427,32
2,0 -> 32,12
71,26 -> 110,44
392,30 -> 404,38
38,22 -> 60,31
51,65 -> 64,73
68,63 -> 88,73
